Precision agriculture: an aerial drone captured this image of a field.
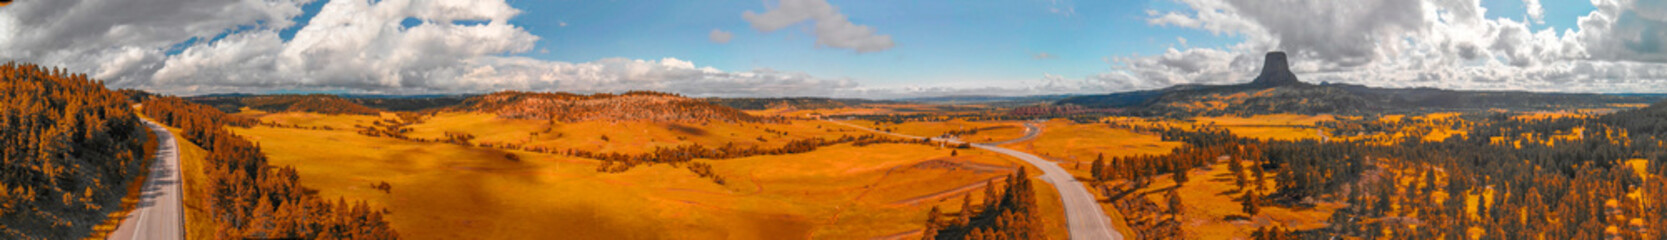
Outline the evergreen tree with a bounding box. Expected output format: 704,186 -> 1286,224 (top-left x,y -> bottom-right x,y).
1091,154 -> 1105,181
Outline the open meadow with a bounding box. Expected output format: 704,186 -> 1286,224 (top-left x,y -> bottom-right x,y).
219,112 -> 1072,239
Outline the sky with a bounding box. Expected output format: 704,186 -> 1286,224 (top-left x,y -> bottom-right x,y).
0,0 -> 1664,99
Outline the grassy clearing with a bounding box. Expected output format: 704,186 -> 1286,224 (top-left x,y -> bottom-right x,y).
230,117 -> 1064,239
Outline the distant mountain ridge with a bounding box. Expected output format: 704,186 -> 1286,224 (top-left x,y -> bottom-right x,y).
1058,52 -> 1662,116
189,94 -> 386,115
456,91 -> 762,123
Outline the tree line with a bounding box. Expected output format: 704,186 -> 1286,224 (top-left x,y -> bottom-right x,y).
142,96 -> 398,239
921,171 -> 1045,240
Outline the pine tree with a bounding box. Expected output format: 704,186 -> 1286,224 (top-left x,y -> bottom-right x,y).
1172,166 -> 1189,185
960,194 -> 974,226
1091,154 -> 1106,181
1167,188 -> 1183,215
1243,189 -> 1261,215
1229,155 -> 1247,190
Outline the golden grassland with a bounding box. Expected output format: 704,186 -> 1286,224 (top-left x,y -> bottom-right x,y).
224,114 -> 1070,239
847,119 -> 1028,143
232,107 -> 386,130
1007,119 -> 1184,164
396,112 -> 859,155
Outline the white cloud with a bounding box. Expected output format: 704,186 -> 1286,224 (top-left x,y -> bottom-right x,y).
1523,0 -> 1545,24
709,29 -> 733,44
0,0 -> 312,86
0,0 -> 876,97
742,0 -> 894,53
1034,52 -> 1057,59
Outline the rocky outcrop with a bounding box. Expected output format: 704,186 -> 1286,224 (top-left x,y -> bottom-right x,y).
1249,52 -> 1306,87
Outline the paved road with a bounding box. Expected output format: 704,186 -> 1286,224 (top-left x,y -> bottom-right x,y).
978,122 -> 1042,145
827,120 -> 1122,240
110,118 -> 185,240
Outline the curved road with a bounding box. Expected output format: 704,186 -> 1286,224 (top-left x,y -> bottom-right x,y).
110,118 -> 185,240
828,120 -> 1122,240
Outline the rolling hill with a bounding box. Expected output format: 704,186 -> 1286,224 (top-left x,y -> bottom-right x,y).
456,91 -> 763,123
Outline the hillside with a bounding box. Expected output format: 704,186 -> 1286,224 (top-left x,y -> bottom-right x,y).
0,62 -> 151,239
457,91 -> 762,123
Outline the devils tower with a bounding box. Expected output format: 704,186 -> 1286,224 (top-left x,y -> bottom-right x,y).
1249,52 -> 1306,87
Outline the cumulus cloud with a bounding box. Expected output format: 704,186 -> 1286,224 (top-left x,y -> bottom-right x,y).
0,0 -> 872,97
743,0 -> 895,53
1524,0 -> 1545,24
1113,0 -> 1667,93
1033,52 -> 1057,60
709,29 -> 733,44
0,0 -> 311,86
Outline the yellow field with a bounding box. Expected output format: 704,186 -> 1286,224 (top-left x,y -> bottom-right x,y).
233,108 -> 388,130
228,116 -> 1070,239
847,119 -> 1028,143
1010,119 -> 1183,165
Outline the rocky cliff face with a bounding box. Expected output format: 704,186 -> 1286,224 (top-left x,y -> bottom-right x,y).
1250,52 -> 1306,87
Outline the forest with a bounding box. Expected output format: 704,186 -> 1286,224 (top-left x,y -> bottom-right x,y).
142,96 -> 398,239
0,62 -> 151,239
1068,100 -> 1667,239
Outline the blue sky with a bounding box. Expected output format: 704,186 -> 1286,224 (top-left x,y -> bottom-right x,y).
479,0 -> 1597,90
3,0 -> 1663,97
502,0 -> 1239,89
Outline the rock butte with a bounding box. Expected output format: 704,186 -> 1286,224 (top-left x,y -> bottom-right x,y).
1250,52 -> 1307,87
